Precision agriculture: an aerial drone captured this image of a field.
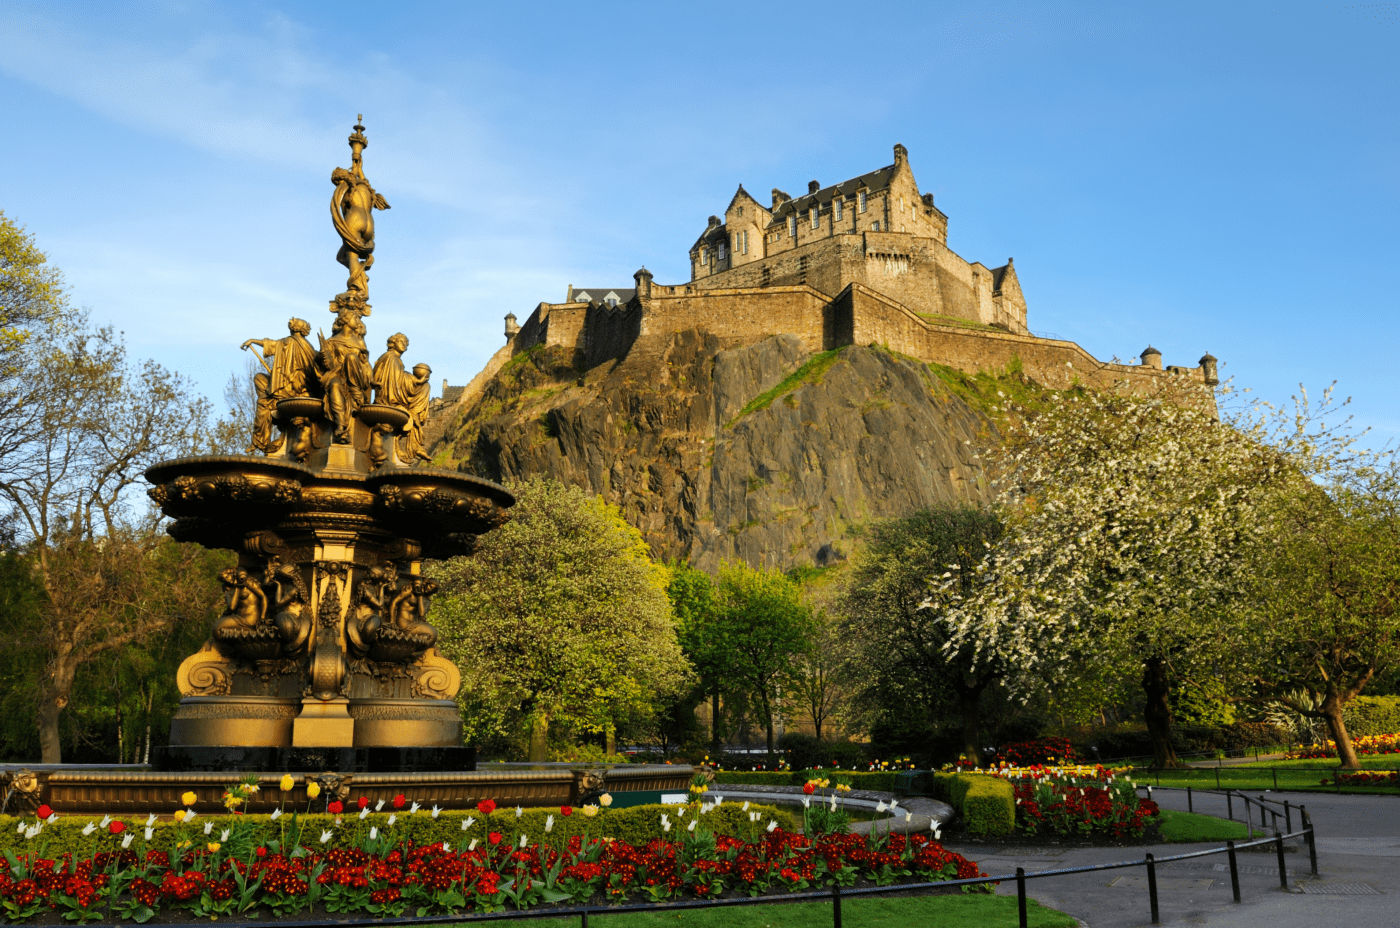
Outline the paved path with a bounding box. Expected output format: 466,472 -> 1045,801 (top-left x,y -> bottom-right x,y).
718,781 -> 1400,926
942,789 -> 1400,927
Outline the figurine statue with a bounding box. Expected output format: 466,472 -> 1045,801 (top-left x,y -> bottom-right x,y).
317,312 -> 374,444
330,117 -> 390,306
213,567 -> 267,635
388,576 -> 439,649
266,559 -> 313,660
346,565 -> 396,660
241,318 -> 318,454
371,334 -> 433,464
403,362 -> 433,463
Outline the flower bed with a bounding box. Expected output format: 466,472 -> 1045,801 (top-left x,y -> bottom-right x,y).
1284,733 -> 1400,760
964,765 -> 1159,840
0,800 -> 985,922
1319,770 -> 1400,788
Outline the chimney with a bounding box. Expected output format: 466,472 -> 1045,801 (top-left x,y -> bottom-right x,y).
1140,346 -> 1162,370
894,143 -> 908,166
771,188 -> 790,208
808,180 -> 820,194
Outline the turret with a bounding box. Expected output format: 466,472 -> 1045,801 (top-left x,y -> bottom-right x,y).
504,312 -> 519,340
634,267 -> 654,300
1199,352 -> 1218,386
1140,346 -> 1162,370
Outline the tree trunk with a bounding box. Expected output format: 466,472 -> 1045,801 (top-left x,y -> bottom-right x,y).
605,722 -> 616,757
958,688 -> 983,764
1319,689 -> 1360,769
1142,657 -> 1181,769
38,695 -> 64,764
527,709 -> 549,762
710,685 -> 722,756
760,692 -> 775,759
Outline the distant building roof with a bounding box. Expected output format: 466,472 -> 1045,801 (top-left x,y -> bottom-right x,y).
442,385 -> 466,404
571,287 -> 635,307
768,164 -> 899,222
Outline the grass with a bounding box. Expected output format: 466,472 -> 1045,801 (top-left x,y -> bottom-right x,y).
426,894 -> 1077,927
728,349 -> 845,425
1157,809 -> 1252,843
1132,757 -> 1400,794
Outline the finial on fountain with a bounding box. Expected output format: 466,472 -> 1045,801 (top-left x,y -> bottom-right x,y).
331,116 -> 390,315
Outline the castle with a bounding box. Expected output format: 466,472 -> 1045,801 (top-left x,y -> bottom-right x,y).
433,145 -> 1217,432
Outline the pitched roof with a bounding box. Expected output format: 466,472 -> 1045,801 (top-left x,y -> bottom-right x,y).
768,164 -> 899,222
571,288 -> 636,306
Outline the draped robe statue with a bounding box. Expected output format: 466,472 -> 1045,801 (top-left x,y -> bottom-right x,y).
241,318 -> 317,453
372,333 -> 433,462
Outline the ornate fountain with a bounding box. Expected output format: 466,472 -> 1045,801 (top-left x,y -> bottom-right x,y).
146,118 -> 512,772
0,120 -> 695,813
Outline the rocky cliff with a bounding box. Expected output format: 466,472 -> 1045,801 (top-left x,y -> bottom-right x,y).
433,332 -> 997,571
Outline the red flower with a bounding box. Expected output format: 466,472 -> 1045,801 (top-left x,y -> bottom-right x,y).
35,805 -> 52,820
392,794 -> 406,810
802,782 -> 815,795
488,832 -> 502,846
327,801 -> 343,814
255,847 -> 267,858
477,799 -> 497,815
560,806 -> 573,817
357,797 -> 369,810
109,820 -> 126,835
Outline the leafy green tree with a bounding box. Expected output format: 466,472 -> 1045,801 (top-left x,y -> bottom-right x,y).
839,505 -> 1006,763
669,563 -> 727,753
711,562 -> 814,756
0,210 -> 74,377
431,479 -> 691,761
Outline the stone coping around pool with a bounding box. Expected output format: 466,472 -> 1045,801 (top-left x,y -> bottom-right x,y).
710,782 -> 953,836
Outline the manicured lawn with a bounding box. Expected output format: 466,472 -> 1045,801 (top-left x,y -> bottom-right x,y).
1132,758 -> 1400,794
1157,809 -> 1252,843
431,894 -> 1077,927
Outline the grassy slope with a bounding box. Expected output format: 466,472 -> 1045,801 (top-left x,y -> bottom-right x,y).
431,895 -> 1077,928
1157,809 -> 1252,843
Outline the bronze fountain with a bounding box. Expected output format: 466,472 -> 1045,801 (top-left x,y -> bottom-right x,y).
0,120 -> 693,814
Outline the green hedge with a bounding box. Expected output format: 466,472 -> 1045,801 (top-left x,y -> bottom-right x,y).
929,772 -> 1014,836
714,770 -> 904,791
1346,696 -> 1400,737
0,803 -> 800,860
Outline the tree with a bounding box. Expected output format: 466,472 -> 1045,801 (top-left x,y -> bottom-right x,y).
840,505 -> 1006,762
944,380 -> 1297,767
710,562 -> 814,756
431,479 -> 691,761
1251,454 -> 1400,768
0,211 -> 73,378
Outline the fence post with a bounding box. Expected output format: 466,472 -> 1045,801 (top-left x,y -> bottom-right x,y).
1284,800 -> 1291,833
831,879 -> 842,928
1146,853 -> 1160,925
1215,767 -> 1221,789
1305,820 -> 1318,876
1016,867 -> 1028,928
1187,786 -> 1193,813
1272,767 -> 1278,790
581,907 -> 589,928
1227,791 -> 1233,822
1275,832 -> 1288,890
1227,840 -> 1242,903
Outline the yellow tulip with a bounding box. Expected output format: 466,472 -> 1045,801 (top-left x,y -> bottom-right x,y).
181,791 -> 197,807
599,793 -> 613,808
306,781 -> 321,800
207,842 -> 221,853
173,810 -> 186,822
279,774 -> 294,792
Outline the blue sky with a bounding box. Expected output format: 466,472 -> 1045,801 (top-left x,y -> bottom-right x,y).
1,1 -> 1396,439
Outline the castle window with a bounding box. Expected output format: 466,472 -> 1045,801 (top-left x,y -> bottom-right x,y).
872,220 -> 880,232
810,206 -> 818,229
789,215 -> 797,237
719,242 -> 727,260
738,206 -> 744,217
858,190 -> 868,212
701,249 -> 708,266
742,230 -> 749,254
834,198 -> 843,221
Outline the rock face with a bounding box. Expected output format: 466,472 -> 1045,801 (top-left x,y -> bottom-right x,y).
438,332 -> 994,571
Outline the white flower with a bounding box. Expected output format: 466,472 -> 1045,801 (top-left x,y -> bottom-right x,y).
15,822 -> 23,834
905,811 -> 914,823
320,830 -> 333,844
388,814 -> 397,826
373,799 -> 384,811
469,838 -> 478,851
99,815 -> 112,828
442,841 -> 451,852
890,799 -> 899,810
800,796 -> 811,808
144,827 -> 154,841
23,825 -> 40,840
766,820 -> 778,833
359,807 -> 370,820
370,827 -> 378,840
462,817 -> 475,831
203,821 -> 214,835
82,822 -> 96,836
515,806 -> 523,819
121,833 -> 134,849
185,810 -> 197,823
742,801 -> 750,812
519,834 -> 528,848
45,813 -> 57,824
431,805 -> 442,819
545,815 -> 555,833
220,828 -> 231,842
145,813 -> 158,828
270,808 -> 283,821
876,801 -> 888,813
713,796 -> 723,807
410,802 -> 421,814
660,814 -> 671,832
687,819 -> 697,832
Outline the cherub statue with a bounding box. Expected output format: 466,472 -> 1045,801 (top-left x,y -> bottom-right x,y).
330,117 -> 390,305
265,558 -> 313,660
388,576 -> 439,650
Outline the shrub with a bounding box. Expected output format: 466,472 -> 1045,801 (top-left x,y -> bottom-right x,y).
927,772 -> 1014,836
1345,696 -> 1400,737
777,733 -> 826,770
